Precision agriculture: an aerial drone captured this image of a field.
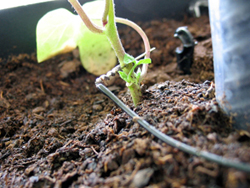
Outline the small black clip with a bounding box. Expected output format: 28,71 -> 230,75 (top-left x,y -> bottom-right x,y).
174,26 -> 196,74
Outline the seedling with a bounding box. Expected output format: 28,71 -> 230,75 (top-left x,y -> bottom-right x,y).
68,0 -> 152,106
36,0 -> 152,106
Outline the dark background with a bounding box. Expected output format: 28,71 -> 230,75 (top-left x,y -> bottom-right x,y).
0,0 -> 192,59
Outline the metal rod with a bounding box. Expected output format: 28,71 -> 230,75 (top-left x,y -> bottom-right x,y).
135,47 -> 156,60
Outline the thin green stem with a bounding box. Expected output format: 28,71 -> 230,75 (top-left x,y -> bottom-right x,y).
127,64 -> 137,83
102,0 -> 109,26
104,0 -> 126,68
68,0 -> 104,34
128,84 -> 141,106
102,0 -> 141,105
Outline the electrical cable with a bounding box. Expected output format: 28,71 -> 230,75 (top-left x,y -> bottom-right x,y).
96,83 -> 250,173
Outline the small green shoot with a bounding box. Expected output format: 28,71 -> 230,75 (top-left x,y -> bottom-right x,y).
118,56 -> 151,86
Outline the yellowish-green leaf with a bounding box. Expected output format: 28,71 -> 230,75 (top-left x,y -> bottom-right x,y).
77,21 -> 116,76
124,53 -> 136,64
36,8 -> 80,62
118,71 -> 128,82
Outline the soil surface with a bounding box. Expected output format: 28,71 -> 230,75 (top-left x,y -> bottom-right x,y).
1,16 -> 250,188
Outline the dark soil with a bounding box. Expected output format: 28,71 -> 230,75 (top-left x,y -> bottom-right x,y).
1,16 -> 250,188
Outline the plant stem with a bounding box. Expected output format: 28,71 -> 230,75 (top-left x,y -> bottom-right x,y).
104,0 -> 126,68
68,0 -> 103,33
102,0 -> 109,26
128,84 -> 141,105
103,0 -> 144,105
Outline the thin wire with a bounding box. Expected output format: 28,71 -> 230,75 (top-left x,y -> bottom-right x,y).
135,47 -> 156,61
96,83 -> 250,173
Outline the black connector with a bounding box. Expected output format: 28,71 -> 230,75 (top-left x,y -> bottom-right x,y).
174,26 -> 196,74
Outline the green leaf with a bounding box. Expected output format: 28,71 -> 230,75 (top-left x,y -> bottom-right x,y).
123,53 -> 136,65
136,58 -> 151,66
36,8 -> 80,62
77,21 -> 116,76
118,71 -> 129,82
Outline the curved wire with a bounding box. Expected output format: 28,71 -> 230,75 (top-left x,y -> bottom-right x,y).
96,83 -> 250,173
